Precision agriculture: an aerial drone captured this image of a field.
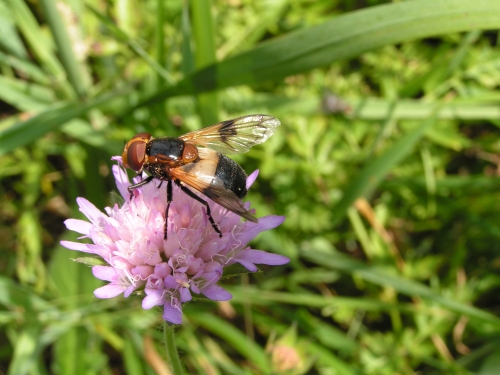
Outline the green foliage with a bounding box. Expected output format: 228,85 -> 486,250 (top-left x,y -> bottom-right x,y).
2,0 -> 500,373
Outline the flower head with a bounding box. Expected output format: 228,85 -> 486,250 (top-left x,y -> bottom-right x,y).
61,159 -> 288,324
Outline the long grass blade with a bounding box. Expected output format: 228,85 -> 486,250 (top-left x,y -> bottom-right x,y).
330,111 -> 439,226
0,87 -> 133,157
191,0 -> 219,125
302,250 -> 500,328
136,0 -> 500,107
39,0 -> 89,97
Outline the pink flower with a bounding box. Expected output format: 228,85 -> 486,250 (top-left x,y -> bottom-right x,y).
61,159 -> 289,324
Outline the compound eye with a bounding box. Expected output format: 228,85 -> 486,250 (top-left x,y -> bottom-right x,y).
121,133 -> 151,172
126,140 -> 147,172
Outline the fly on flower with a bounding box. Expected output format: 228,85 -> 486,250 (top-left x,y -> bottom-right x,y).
61,165 -> 289,324
121,114 -> 280,239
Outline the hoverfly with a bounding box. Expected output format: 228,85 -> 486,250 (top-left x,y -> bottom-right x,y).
121,114 -> 280,239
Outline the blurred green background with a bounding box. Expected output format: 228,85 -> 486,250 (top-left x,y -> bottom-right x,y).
2,0 -> 500,374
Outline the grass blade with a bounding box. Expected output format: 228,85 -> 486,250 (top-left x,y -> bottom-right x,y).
86,4 -> 174,85
39,0 -> 89,97
0,75 -> 55,111
0,87 -> 133,157
330,112 -> 439,226
191,0 -> 219,124
0,1 -> 28,59
188,312 -> 270,374
302,250 -> 500,328
7,0 -> 73,97
137,0 -> 500,107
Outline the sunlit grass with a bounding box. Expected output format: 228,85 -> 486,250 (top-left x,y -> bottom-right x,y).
2,0 -> 500,374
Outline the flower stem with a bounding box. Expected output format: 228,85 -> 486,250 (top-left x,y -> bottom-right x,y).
164,322 -> 184,375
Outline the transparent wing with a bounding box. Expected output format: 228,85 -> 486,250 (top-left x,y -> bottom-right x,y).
179,114 -> 280,154
169,160 -> 258,222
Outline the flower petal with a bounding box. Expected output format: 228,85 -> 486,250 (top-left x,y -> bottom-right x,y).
237,249 -> 290,265
112,164 -> 131,200
94,284 -> 125,298
124,283 -> 140,298
60,240 -> 93,252
238,215 -> 285,243
64,219 -> 93,235
76,198 -> 106,224
180,287 -> 192,302
255,215 -> 285,230
143,290 -> 165,309
246,169 -> 259,189
202,284 -> 232,301
233,258 -> 258,272
92,266 -> 117,281
164,275 -> 178,289
163,302 -> 183,324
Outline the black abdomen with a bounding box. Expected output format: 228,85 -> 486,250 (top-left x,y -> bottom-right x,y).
215,155 -> 248,198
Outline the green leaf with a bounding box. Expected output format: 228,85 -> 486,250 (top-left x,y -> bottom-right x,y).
229,287 -> 407,312
180,2 -> 195,77
137,0 -> 500,107
0,88 -> 133,157
0,276 -> 52,312
330,112 -> 439,226
188,312 -> 270,374
0,50 -> 51,85
220,263 -> 260,280
39,0 -> 89,97
0,1 -> 28,59
191,0 -> 219,125
350,97 -> 500,120
8,325 -> 44,375
309,341 -> 358,375
6,0 -> 72,96
72,256 -> 106,267
0,75 -> 55,111
302,250 -> 500,329
123,335 -> 145,375
61,119 -> 123,153
86,4 -> 174,85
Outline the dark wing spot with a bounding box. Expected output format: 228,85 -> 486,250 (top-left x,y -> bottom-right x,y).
220,120 -> 238,142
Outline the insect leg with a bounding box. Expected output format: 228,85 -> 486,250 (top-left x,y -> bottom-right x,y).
127,175 -> 154,199
164,179 -> 173,240
176,181 -> 223,238
128,175 -> 154,192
